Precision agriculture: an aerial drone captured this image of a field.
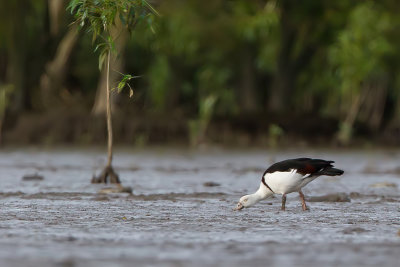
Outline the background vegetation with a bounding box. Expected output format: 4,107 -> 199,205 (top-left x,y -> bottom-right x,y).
1,0 -> 400,147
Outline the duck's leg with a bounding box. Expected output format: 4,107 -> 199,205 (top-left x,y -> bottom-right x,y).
281,194 -> 286,211
299,190 -> 309,211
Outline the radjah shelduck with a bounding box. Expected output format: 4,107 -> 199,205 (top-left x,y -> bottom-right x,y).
234,158 -> 344,211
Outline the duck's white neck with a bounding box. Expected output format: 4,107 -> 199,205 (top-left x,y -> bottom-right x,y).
247,182 -> 274,206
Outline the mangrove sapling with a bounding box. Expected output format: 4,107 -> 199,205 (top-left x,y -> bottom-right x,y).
68,0 -> 158,186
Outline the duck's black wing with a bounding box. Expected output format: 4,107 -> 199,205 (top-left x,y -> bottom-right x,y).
263,158 -> 343,177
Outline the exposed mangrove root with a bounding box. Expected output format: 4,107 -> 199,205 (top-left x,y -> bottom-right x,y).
91,165 -> 121,184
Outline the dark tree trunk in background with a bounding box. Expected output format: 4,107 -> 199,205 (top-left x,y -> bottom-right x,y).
7,44 -> 26,112
268,0 -> 294,113
239,46 -> 257,113
359,77 -> 388,131
7,4 -> 28,112
48,0 -> 64,36
268,0 -> 317,113
336,80 -> 385,145
92,22 -> 127,115
40,25 -> 79,107
40,0 -> 79,108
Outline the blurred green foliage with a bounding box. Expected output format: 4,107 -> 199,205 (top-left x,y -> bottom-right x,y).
1,0 -> 400,145
68,0 -> 157,95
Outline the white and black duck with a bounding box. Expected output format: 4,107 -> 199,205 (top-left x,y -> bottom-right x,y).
234,158 -> 344,211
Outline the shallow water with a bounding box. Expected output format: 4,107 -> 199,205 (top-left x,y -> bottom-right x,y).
0,148 -> 399,266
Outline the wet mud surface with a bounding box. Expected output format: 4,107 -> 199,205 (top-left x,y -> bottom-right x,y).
0,148 -> 400,266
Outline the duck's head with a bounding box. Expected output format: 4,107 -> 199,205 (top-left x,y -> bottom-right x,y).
234,194 -> 257,211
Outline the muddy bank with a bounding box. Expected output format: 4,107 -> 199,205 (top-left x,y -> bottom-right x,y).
4,109 -> 400,147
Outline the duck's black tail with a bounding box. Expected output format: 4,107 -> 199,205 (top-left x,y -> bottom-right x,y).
319,167 -> 344,176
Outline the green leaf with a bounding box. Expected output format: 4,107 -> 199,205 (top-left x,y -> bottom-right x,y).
98,49 -> 107,70
117,80 -> 126,93
94,42 -> 106,53
67,0 -> 81,14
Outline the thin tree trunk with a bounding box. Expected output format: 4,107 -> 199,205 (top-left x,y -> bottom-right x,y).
91,48 -> 121,185
91,25 -> 124,185
106,50 -> 113,168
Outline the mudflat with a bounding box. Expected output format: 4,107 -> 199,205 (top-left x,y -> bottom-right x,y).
0,148 -> 399,267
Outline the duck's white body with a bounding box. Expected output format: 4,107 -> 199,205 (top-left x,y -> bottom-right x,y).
235,158 -> 344,211
264,169 -> 318,195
